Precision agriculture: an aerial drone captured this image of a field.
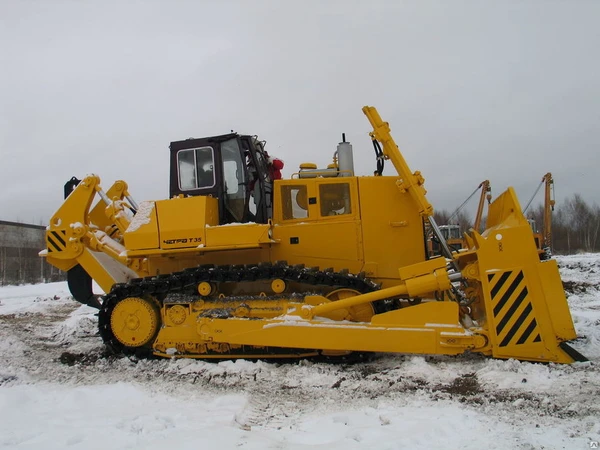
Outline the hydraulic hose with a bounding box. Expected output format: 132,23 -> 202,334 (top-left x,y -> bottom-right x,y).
372,139 -> 385,175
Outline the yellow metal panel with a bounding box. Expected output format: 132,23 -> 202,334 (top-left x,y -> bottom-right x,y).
371,301 -> 459,327
537,259 -> 576,342
156,196 -> 218,250
144,248 -> 269,277
270,221 -> 363,272
398,257 -> 446,280
205,223 -> 272,248
485,187 -> 527,230
45,255 -> 76,272
124,201 -> 159,251
359,177 -> 426,281
482,266 -> 572,363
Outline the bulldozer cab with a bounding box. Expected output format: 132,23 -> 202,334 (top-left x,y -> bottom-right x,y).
439,224 -> 461,240
169,133 -> 273,224
429,224 -> 462,256
528,218 -> 538,233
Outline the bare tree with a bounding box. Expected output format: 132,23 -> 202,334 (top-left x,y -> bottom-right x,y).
433,209 -> 472,235
543,194 -> 600,254
439,194 -> 600,255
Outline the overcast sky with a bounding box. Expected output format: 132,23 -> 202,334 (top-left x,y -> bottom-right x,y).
1,0 -> 599,224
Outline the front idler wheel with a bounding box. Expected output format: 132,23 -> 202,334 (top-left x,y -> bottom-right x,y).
110,297 -> 160,348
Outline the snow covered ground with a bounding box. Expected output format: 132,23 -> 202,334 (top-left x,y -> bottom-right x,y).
1,255 -> 599,449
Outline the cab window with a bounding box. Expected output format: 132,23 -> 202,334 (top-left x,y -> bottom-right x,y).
177,147 -> 215,190
319,183 -> 351,216
281,185 -> 309,220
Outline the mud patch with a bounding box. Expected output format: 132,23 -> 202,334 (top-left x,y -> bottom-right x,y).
58,350 -> 109,366
563,280 -> 597,295
440,372 -> 482,396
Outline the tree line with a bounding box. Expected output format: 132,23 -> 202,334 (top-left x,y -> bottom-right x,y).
433,194 -> 600,254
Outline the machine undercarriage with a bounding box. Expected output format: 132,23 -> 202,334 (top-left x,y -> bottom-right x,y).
99,263 -> 385,358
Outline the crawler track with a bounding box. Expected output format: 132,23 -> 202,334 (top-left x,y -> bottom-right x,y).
98,263 -> 383,358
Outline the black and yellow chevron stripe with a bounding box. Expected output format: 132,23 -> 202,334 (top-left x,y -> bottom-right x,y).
487,270 -> 542,347
46,230 -> 67,253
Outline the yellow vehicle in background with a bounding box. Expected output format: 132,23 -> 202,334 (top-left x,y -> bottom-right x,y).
430,180 -> 492,254
41,107 -> 584,364
523,172 -> 555,258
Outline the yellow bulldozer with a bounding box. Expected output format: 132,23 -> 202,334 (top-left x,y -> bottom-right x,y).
41,107 -> 585,364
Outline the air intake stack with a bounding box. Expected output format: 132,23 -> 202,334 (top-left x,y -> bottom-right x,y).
336,133 -> 354,177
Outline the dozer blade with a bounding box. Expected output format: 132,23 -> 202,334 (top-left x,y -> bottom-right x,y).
460,187 -> 586,363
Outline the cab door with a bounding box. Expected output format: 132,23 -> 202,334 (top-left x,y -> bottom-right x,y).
271,178 -> 363,273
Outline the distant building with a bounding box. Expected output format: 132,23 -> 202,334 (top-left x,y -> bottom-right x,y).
0,220 -> 65,285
